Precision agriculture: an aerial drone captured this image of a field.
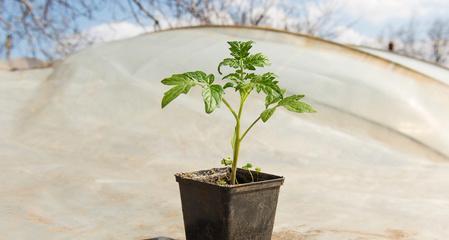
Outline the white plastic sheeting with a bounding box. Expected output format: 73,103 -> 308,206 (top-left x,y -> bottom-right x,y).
1,26 -> 449,239
358,46 -> 449,86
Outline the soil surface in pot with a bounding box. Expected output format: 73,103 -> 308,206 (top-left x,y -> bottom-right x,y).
175,167 -> 272,186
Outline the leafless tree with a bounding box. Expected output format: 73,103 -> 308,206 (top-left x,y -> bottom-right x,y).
126,0 -> 353,39
0,0 -> 101,60
228,0 -> 277,26
0,0 -> 354,61
427,18 -> 449,64
395,18 -> 423,58
377,18 -> 424,59
125,0 -> 278,27
377,17 -> 449,66
281,0 -> 356,39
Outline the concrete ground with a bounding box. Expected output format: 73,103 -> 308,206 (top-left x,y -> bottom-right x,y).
1,26 -> 449,239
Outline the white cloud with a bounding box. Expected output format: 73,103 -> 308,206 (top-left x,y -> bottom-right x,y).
264,7 -> 292,28
339,0 -> 449,25
81,22 -> 149,43
59,21 -> 149,55
334,26 -> 374,45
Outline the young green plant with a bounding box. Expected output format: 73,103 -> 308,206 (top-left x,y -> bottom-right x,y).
161,41 -> 315,185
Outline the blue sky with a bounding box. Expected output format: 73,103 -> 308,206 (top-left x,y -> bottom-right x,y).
2,0 -> 449,59
76,0 -> 449,46
336,0 -> 449,41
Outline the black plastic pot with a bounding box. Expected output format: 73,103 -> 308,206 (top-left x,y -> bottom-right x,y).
175,167 -> 284,240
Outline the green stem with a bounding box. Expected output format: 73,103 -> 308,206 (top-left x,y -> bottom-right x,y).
230,121 -> 240,185
248,169 -> 254,182
240,116 -> 261,142
230,61 -> 248,185
230,94 -> 247,185
222,98 -> 238,120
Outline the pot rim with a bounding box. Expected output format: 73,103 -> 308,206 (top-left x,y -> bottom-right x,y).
175,167 -> 285,190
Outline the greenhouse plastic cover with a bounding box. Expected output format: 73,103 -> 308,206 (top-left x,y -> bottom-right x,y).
1,26 -> 449,239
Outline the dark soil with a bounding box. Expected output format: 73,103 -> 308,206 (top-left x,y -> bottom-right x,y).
176,167 -> 231,186
176,167 -> 266,186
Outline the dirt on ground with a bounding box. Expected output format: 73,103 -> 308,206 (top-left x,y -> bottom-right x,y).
272,229 -> 414,240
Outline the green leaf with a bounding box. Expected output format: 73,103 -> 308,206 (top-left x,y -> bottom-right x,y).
228,41 -> 253,59
242,163 -> 253,169
265,89 -> 284,107
223,73 -> 241,83
244,73 -> 257,80
218,58 -> 240,74
184,71 -> 210,84
253,73 -> 282,94
251,72 -> 284,106
221,157 -> 233,166
207,74 -> 215,84
280,99 -> 316,113
217,179 -> 227,185
278,94 -> 305,105
244,53 -> 269,70
223,82 -> 235,89
161,85 -> 190,108
236,82 -> 254,96
261,107 -> 276,122
162,71 -> 210,85
162,74 -> 189,85
161,71 -> 216,109
202,84 -> 224,113
255,167 -> 261,172
161,73 -> 197,108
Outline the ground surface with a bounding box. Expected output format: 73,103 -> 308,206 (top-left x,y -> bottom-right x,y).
1,26 -> 449,239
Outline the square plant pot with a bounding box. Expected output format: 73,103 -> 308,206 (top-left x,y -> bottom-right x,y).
175,167 -> 284,240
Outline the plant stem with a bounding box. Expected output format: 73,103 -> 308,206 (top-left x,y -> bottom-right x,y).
230,120 -> 240,185
240,116 -> 261,142
230,94 -> 247,185
222,98 -> 238,120
248,169 -> 254,182
230,61 -> 250,185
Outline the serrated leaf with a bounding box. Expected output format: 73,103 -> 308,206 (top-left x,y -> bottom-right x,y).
244,53 -> 269,70
278,94 -> 305,105
245,73 -> 257,80
251,72 -> 284,106
183,71 -> 210,84
281,100 -> 316,113
161,74 -> 189,85
237,83 -> 254,96
202,84 -> 224,113
227,41 -> 253,59
161,73 -> 197,108
261,107 -> 276,122
162,84 -> 192,108
223,73 -> 241,83
265,90 -> 284,107
218,58 -> 240,74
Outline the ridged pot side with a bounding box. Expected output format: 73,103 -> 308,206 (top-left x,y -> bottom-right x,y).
176,168 -> 284,240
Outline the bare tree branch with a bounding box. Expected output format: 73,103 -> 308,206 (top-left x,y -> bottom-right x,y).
428,18 -> 449,64
130,0 -> 161,30
377,17 -> 449,66
0,0 -> 359,62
